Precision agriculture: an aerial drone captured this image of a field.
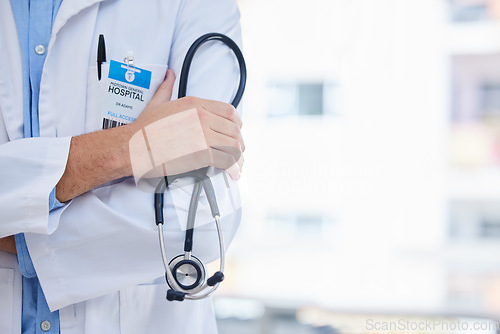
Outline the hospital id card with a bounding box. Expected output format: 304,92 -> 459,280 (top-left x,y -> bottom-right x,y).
101,60 -> 152,129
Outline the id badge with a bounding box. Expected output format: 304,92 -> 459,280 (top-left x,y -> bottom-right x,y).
101,60 -> 152,129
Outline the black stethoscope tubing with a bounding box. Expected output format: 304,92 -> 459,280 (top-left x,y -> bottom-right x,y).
179,32 -> 247,109
154,33 -> 246,301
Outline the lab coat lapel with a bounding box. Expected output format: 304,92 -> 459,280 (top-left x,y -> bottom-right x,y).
51,0 -> 113,40
39,0 -> 112,138
0,0 -> 24,142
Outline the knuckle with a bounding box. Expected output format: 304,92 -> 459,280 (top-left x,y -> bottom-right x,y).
182,96 -> 197,105
226,104 -> 237,117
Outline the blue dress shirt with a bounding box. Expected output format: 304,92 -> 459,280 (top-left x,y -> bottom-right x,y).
10,0 -> 65,333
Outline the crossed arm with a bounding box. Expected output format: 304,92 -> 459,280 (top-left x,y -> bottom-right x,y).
0,70 -> 244,254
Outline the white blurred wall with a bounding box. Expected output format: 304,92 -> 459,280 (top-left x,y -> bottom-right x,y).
216,0 -> 500,317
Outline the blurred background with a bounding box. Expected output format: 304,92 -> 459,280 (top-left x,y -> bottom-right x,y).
214,0 -> 500,332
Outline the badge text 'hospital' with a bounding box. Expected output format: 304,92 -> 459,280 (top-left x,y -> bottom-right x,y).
107,82 -> 144,101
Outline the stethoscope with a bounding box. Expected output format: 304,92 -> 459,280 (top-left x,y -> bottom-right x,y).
154,33 -> 246,302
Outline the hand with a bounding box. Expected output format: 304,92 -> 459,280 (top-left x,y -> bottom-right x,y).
127,70 -> 245,181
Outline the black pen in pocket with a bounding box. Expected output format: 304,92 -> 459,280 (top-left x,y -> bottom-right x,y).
97,34 -> 106,81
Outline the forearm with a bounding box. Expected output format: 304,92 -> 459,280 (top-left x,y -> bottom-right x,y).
55,124 -> 134,203
0,126 -> 133,253
0,236 -> 17,254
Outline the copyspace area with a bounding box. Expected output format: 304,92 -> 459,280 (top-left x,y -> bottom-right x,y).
215,1 -> 500,333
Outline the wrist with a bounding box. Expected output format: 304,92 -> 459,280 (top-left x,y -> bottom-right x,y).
56,123 -> 138,203
110,124 -> 135,178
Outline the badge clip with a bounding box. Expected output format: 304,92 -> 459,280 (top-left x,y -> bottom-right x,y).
124,51 -> 135,68
122,51 -> 141,82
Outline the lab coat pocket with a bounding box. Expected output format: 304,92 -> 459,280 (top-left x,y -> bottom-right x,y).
85,64 -> 168,133
119,283 -> 217,334
0,268 -> 14,334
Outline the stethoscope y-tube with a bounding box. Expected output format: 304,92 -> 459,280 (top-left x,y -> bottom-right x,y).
155,33 -> 246,302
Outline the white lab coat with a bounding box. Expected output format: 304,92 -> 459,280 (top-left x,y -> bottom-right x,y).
0,0 -> 243,333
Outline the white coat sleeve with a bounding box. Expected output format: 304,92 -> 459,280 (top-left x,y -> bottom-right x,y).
25,0 -> 244,312
0,137 -> 71,237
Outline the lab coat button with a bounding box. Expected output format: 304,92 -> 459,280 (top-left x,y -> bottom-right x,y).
40,320 -> 51,331
35,44 -> 46,55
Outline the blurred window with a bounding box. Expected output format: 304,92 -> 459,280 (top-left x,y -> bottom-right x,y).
450,0 -> 488,22
481,83 -> 500,117
449,0 -> 500,22
480,219 -> 500,237
449,200 -> 500,240
268,82 -> 340,117
298,83 -> 323,116
266,212 -> 329,237
450,54 -> 500,167
452,54 -> 500,121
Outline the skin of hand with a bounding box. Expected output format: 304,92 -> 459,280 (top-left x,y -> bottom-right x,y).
0,70 -> 245,254
129,70 -> 245,180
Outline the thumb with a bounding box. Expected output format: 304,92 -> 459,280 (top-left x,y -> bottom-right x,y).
149,69 -> 176,107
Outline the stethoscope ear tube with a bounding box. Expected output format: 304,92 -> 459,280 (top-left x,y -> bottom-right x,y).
154,177 -> 168,225
184,182 -> 202,252
201,178 -> 220,217
178,32 -> 247,108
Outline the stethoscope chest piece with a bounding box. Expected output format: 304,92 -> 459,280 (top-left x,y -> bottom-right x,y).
168,255 -> 206,291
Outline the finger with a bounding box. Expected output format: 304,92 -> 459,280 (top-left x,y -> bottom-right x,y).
198,100 -> 242,128
202,112 -> 245,152
236,154 -> 244,170
239,132 -> 245,152
206,131 -> 242,163
205,111 -> 241,141
210,116 -> 245,153
225,163 -> 241,181
149,69 -> 176,107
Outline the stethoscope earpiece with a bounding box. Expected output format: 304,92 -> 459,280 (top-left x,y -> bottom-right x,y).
206,271 -> 224,287
166,289 -> 186,302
